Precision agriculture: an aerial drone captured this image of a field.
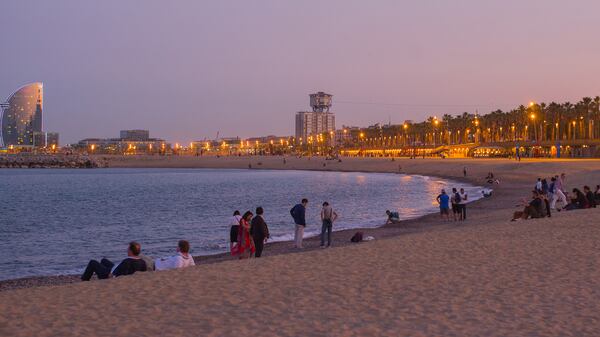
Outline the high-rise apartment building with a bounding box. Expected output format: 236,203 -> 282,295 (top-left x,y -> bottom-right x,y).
295,92 -> 335,141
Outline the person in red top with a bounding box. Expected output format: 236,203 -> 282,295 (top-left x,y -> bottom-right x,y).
236,211 -> 256,259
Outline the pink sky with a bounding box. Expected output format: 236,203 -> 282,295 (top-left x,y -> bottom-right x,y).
1,0 -> 600,143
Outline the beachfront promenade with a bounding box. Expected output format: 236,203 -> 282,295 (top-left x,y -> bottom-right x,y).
1,156 -> 600,336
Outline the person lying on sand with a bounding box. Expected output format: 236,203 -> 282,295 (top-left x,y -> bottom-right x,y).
385,210 -> 400,224
155,240 -> 195,271
81,241 -> 147,281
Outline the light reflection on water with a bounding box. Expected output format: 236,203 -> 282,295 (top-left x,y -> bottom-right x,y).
0,168 -> 482,280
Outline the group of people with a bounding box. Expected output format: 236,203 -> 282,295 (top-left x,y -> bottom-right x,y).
229,199 -> 340,258
81,240 -> 195,281
436,188 -> 469,221
229,207 -> 271,259
512,173 -> 599,221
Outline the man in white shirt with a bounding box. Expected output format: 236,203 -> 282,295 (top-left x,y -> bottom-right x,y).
459,188 -> 468,220
155,240 -> 196,271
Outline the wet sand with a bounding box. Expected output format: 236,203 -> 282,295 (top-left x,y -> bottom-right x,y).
1,156 -> 600,336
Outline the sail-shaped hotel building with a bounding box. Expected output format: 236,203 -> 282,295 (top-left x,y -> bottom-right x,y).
0,82 -> 44,148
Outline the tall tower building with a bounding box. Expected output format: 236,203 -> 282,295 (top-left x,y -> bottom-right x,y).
295,92 -> 335,141
1,82 -> 43,147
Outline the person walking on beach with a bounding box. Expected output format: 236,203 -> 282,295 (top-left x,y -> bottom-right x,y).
236,211 -> 256,259
463,167 -> 467,178
155,240 -> 195,270
81,241 -> 147,281
320,202 -> 338,248
250,207 -> 270,257
459,188 -> 468,220
290,198 -> 308,249
229,210 -> 242,253
551,174 -> 568,210
436,189 -> 451,221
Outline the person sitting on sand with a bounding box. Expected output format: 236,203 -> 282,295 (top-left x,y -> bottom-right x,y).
565,188 -> 588,210
511,191 -> 544,221
584,186 -> 597,208
81,241 -> 147,281
436,189 -> 450,221
385,210 -> 400,224
595,185 -> 600,203
155,240 -> 195,271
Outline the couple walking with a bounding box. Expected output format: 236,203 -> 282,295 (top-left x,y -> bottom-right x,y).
230,207 -> 270,258
290,198 -> 338,249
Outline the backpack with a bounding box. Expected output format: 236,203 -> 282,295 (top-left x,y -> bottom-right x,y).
350,232 -> 364,243
454,192 -> 461,203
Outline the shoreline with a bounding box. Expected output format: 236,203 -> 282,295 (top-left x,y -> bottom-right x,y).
0,155 -> 569,290
0,162 -> 486,290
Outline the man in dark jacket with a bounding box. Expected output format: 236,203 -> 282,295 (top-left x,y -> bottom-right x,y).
250,207 -> 270,257
290,198 -> 308,248
81,241 -> 147,281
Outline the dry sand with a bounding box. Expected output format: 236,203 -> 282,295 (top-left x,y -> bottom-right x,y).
1,156 -> 600,336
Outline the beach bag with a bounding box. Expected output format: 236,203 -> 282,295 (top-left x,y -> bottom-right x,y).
350,232 -> 364,243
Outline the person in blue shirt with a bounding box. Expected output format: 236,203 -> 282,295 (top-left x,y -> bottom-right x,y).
437,189 -> 451,221
290,198 -> 308,248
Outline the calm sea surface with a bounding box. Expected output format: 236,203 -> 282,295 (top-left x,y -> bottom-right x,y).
0,168 -> 482,280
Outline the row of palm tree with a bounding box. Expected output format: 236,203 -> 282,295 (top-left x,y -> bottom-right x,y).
346,96 -> 600,148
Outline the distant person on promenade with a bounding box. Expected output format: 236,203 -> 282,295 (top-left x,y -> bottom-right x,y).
250,207 -> 270,257
290,199 -> 308,249
229,210 -> 242,252
236,211 -> 255,259
320,202 -> 339,248
385,210 -> 400,224
436,189 -> 450,221
459,188 -> 468,220
155,240 -> 195,271
81,241 -> 147,281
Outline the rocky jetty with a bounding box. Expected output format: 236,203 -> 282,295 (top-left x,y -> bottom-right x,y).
0,154 -> 99,168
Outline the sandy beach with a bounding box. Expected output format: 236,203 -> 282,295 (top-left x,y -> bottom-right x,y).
2,156 -> 600,336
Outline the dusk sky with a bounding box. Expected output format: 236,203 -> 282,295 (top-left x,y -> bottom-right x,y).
2,0 -> 600,144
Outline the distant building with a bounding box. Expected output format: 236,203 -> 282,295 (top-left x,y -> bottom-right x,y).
1,82 -> 43,148
295,92 -> 335,142
120,129 -> 150,141
46,132 -> 59,147
76,130 -> 168,154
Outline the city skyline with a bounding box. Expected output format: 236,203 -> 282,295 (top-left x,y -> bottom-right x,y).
2,1 -> 600,144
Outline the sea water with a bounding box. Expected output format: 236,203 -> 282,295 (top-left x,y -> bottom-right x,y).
0,168 -> 482,280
